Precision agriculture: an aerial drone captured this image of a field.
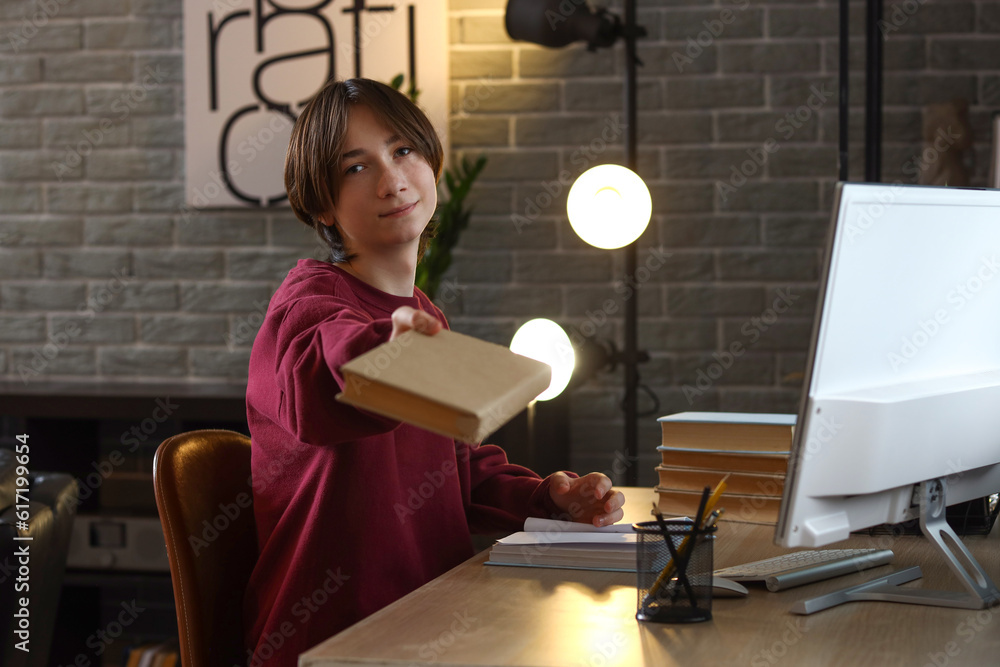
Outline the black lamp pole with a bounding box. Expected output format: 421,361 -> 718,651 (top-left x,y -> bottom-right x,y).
838,0 -> 849,182
622,0 -> 640,486
865,0 -> 883,182
504,0 -> 646,486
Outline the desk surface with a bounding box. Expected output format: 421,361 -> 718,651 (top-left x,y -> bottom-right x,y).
301,487 -> 1000,667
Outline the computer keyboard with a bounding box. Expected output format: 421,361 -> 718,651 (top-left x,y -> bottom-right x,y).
714,548 -> 894,592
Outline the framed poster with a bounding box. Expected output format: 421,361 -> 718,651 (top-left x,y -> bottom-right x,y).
183,0 -> 448,210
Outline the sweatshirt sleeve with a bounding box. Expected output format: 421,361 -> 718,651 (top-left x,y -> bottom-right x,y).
456,441 -> 578,534
262,293 -> 409,447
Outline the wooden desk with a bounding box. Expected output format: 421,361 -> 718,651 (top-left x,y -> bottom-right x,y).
301,488 -> 1000,667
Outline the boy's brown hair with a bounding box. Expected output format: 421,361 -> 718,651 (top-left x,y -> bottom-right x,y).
284,78 -> 444,263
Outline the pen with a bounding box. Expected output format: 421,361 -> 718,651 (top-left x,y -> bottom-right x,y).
703,508 -> 724,530
652,503 -> 698,607
692,485 -> 712,535
695,474 -> 729,531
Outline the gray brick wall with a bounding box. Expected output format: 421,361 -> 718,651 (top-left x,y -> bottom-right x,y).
1,0 -> 999,486
447,0 -> 1000,483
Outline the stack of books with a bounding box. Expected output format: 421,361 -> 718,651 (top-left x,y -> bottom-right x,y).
655,412 -> 795,525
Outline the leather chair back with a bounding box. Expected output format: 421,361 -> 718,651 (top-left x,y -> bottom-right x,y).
153,430 -> 256,667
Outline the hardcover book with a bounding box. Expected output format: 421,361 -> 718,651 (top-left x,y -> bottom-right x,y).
336,329 -> 552,443
656,466 -> 785,496
658,412 -> 795,452
656,448 -> 789,475
655,487 -> 783,526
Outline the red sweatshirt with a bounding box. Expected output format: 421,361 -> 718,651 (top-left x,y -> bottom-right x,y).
243,259 -> 563,667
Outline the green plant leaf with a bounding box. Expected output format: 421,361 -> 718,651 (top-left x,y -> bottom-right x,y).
417,154 -> 488,300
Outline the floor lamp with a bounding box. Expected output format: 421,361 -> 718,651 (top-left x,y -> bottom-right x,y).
863,0 -> 883,183
505,0 -> 648,486
839,0 -> 886,183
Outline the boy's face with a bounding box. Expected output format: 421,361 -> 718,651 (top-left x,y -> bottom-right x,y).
323,104 -> 437,260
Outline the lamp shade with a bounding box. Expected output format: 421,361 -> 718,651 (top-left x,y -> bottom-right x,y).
567,164 -> 651,249
509,319 -> 575,401
504,0 -> 617,50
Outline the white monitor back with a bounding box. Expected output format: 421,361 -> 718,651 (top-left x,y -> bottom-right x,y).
777,183 -> 1000,548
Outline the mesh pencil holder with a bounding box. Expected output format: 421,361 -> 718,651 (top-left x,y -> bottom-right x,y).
633,520 -> 716,623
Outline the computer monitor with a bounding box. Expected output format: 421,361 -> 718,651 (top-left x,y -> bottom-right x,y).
776,182 -> 1000,612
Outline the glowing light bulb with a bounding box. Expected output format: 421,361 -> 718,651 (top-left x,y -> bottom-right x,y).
567,164 -> 651,249
509,319 -> 575,401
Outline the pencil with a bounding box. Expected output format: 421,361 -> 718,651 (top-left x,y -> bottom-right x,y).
645,474 -> 730,602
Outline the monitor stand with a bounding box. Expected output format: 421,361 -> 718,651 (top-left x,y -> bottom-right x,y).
792,478 -> 1000,615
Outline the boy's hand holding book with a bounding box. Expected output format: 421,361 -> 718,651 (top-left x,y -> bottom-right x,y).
549,471 -> 626,528
390,305 -> 442,340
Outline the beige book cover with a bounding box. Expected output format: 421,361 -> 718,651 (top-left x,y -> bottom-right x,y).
336,329 -> 551,443
656,447 -> 789,475
655,487 -> 782,525
656,466 -> 785,496
658,412 -> 795,452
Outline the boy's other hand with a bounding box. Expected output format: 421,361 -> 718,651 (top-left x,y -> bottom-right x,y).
548,471 -> 625,528
390,306 -> 442,341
